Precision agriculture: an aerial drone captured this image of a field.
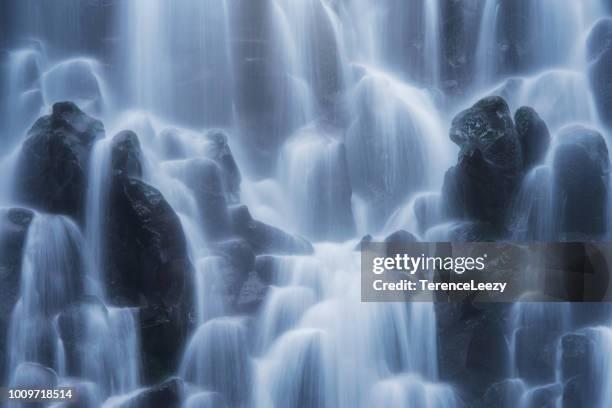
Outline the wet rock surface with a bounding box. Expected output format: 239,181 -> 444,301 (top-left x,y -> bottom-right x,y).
14,102 -> 104,220
553,126 -> 609,236
443,97 -> 523,231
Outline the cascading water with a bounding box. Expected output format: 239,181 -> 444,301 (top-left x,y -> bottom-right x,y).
1,0 -> 612,407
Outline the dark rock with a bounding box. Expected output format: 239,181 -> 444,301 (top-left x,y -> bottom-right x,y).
105,177 -> 193,382
14,102 -> 104,220
111,130 -> 143,178
465,318 -> 510,393
449,97 -> 522,172
553,126 -> 609,236
119,377 -> 184,408
443,97 -> 522,230
106,178 -> 193,307
561,333 -> 593,382
229,205 -> 313,255
587,18 -> 612,128
436,303 -> 511,403
515,326 -> 559,385
139,303 -> 193,384
514,106 -> 550,169
203,130 -> 241,202
0,208 -> 34,383
183,158 -> 230,241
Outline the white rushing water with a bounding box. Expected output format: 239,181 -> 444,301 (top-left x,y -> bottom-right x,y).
0,1 -> 611,407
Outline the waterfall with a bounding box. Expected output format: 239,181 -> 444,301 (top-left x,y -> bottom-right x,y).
508,166 -> 557,241
85,137 -> 113,294
7,215 -> 84,374
278,126 -> 355,240
345,67 -> 452,231
423,0 -> 441,88
587,327 -> 612,407
0,48 -> 44,151
475,0 -> 500,88
1,0 -> 612,407
6,213 -> 141,401
180,317 -> 252,407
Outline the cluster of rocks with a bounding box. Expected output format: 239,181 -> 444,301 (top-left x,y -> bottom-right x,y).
432,95 -> 612,406
434,95 -> 609,241
1,101 -> 314,405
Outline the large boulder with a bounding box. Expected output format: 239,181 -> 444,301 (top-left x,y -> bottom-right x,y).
14,102 -> 104,220
0,208 -> 34,384
105,178 -> 192,307
553,126 -> 609,237
442,97 -> 522,231
105,177 -> 193,382
229,205 -> 313,255
587,18 -> 612,129
514,106 -> 550,170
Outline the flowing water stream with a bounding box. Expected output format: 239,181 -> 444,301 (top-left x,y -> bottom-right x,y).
1,1 -> 611,407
